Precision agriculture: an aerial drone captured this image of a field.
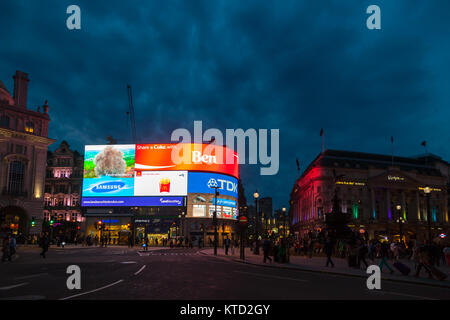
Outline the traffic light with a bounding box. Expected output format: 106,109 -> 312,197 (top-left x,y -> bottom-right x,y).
31,217 -> 36,227
49,219 -> 54,226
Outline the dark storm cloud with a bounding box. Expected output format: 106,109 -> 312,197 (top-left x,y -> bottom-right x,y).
1,0 -> 449,209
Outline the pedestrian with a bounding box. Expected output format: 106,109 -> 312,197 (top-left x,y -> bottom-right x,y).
357,240 -> 369,269
378,242 -> 394,274
279,240 -> 287,263
262,238 -> 272,263
415,245 -> 433,279
144,237 -> 149,251
9,235 -> 17,258
324,237 -> 334,267
39,233 -> 50,259
224,236 -> 230,255
1,235 -> 11,262
308,237 -> 314,258
273,241 -> 279,262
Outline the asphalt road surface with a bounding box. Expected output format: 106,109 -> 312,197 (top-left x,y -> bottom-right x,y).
1,246 -> 449,300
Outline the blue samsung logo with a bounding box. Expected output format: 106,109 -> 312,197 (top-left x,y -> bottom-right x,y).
92,181 -> 125,193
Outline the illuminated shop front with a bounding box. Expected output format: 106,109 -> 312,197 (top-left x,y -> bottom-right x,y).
85,215 -> 132,245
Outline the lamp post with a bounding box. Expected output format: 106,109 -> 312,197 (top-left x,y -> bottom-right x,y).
424,186 -> 432,243
282,207 -> 287,238
178,214 -> 181,238
395,204 -> 404,244
213,186 -> 219,256
254,190 -> 259,255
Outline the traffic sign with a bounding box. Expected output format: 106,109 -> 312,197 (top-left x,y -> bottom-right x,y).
238,216 -> 248,225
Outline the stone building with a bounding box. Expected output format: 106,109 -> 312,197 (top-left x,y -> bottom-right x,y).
44,141 -> 85,240
290,150 -> 449,242
0,70 -> 55,238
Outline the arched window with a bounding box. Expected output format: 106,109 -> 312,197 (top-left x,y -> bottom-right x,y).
8,161 -> 25,194
0,115 -> 9,128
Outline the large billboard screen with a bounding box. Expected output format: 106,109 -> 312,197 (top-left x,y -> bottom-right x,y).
81,196 -> 184,207
135,143 -> 239,179
187,172 -> 238,198
82,143 -> 238,207
134,171 -> 187,196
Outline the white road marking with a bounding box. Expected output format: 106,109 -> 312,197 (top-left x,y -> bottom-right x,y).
134,265 -> 146,275
59,280 -> 124,300
369,290 -> 437,300
120,261 -> 137,264
0,282 -> 29,290
14,273 -> 48,280
0,295 -> 45,300
234,271 -> 308,282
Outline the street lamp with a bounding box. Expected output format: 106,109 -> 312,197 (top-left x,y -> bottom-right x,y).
254,190 -> 260,255
395,204 -> 404,244
424,186 -> 432,243
212,186 -> 219,256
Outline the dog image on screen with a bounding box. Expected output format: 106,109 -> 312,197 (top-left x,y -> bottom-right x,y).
94,146 -> 127,177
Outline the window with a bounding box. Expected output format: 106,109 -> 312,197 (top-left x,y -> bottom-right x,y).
0,115 -> 9,128
7,161 -> 25,194
25,121 -> 34,133
44,184 -> 51,193
44,197 -> 51,206
317,186 -> 321,193
193,205 -> 206,217
209,206 -> 222,218
15,145 -> 23,154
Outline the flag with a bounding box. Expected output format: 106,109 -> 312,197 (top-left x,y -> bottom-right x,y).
320,128 -> 324,136
421,140 -> 426,147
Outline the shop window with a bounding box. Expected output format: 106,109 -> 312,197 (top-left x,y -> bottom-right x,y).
193,205 -> 206,217
209,206 -> 222,218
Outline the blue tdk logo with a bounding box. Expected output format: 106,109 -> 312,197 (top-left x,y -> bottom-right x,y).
207,178 -> 237,193
92,181 -> 125,193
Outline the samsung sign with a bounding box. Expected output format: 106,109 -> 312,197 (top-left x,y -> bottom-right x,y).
187,172 -> 238,198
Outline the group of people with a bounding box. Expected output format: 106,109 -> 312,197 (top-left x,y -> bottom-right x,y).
260,238 -> 289,264
295,229 -> 449,280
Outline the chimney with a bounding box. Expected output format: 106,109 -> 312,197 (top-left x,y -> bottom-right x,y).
13,70 -> 29,108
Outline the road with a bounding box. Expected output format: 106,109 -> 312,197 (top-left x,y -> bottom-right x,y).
0,246 -> 449,300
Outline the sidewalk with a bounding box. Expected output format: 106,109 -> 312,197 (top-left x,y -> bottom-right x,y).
200,247 -> 450,289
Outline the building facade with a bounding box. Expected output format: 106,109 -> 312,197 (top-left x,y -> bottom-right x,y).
0,71 -> 55,238
290,150 -> 449,242
44,141 -> 85,241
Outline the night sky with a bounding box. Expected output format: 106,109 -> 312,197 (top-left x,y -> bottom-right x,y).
1,1 -> 449,210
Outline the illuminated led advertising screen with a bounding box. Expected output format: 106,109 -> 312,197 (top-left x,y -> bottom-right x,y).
187,172 -> 238,198
81,144 -> 238,207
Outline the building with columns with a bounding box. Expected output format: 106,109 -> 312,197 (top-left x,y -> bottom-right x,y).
0,70 -> 55,238
43,141 -> 85,240
290,150 -> 449,242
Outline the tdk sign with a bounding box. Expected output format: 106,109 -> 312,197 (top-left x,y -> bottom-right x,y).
188,173 -> 238,198
207,178 -> 237,193
92,181 -> 125,193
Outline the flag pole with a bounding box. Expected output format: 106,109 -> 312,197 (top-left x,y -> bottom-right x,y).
322,135 -> 324,153
391,136 -> 394,167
